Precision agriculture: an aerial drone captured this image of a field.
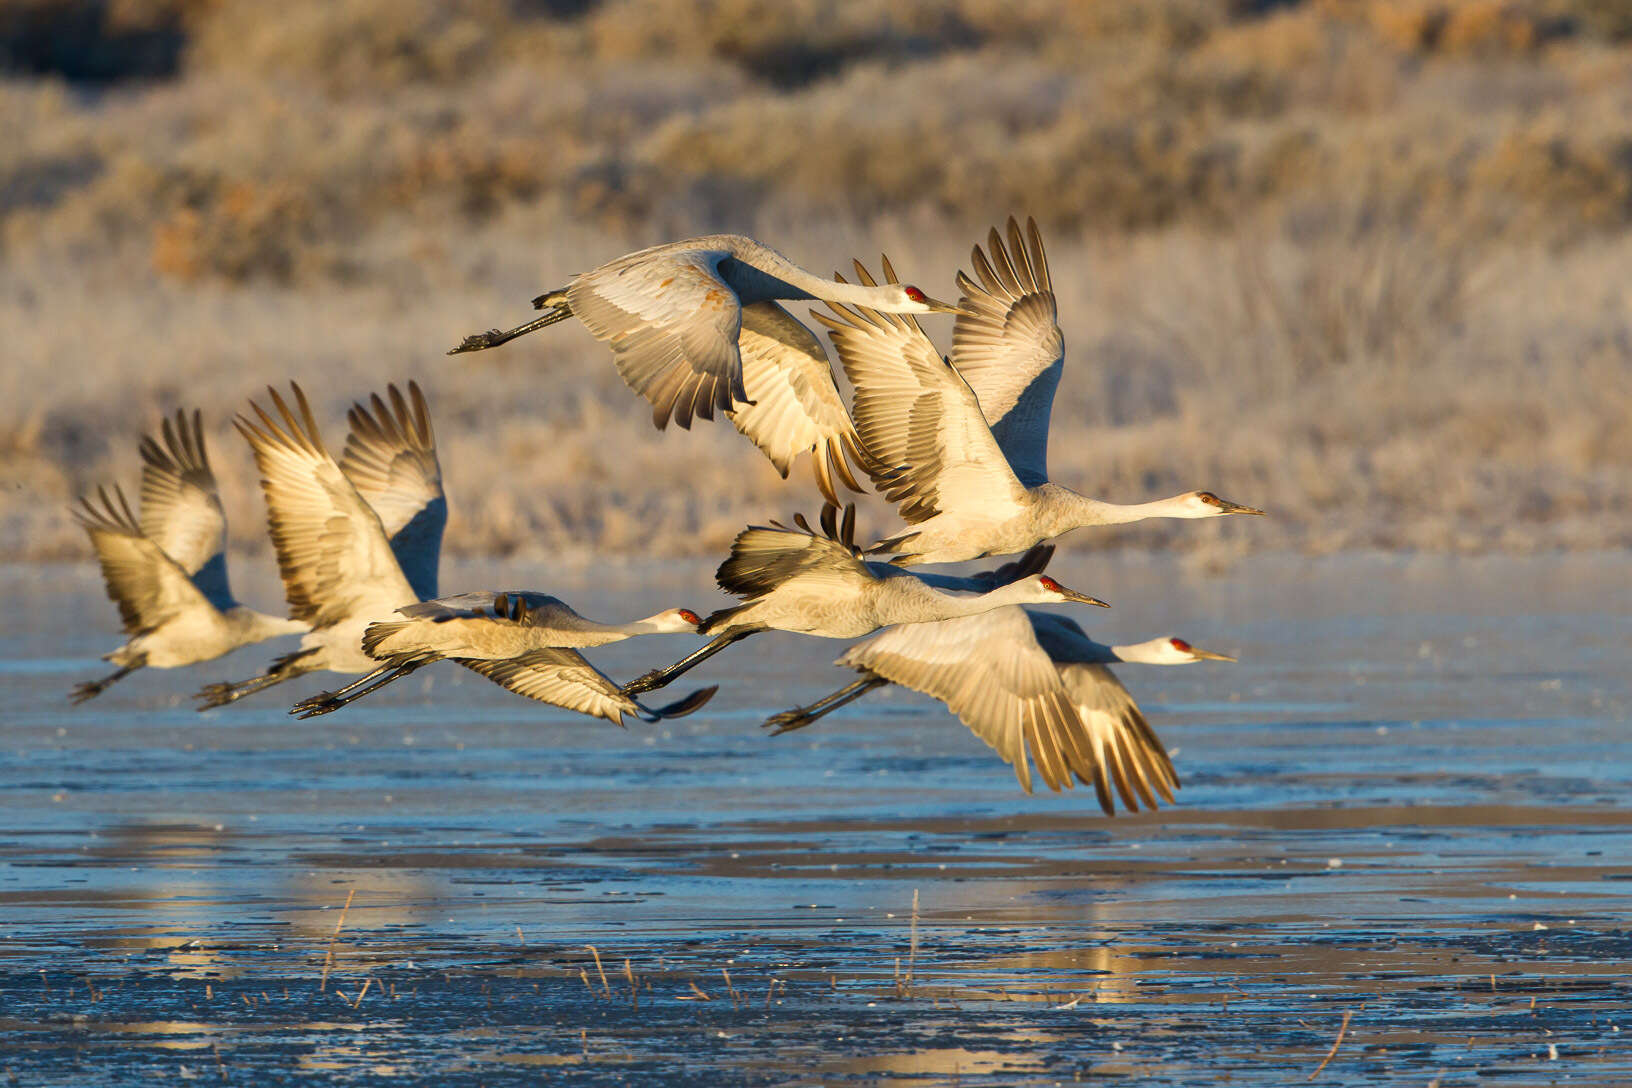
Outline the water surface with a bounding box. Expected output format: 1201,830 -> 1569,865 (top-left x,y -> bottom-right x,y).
2,553 -> 1629,1084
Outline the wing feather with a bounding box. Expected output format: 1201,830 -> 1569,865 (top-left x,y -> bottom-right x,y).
836,607 -> 1065,796
716,504 -> 873,600
457,649 -> 638,725
236,384 -> 417,630
75,484 -> 214,636
138,408 -> 234,609
725,301 -> 871,505
567,248 -> 746,429
339,381 -> 446,601
837,606 -> 1170,811
816,261 -> 1025,525
1056,663 -> 1179,809
951,217 -> 1065,488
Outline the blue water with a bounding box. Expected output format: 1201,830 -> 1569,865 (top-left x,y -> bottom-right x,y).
0,553 -> 1628,1084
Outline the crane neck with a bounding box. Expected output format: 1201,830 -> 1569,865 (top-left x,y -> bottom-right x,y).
232,607 -> 307,640
619,611 -> 694,637
890,579 -> 1043,625
721,243 -> 913,309
1052,489 -> 1201,532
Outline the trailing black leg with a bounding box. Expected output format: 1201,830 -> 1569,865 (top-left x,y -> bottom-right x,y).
447,305 -> 571,355
621,630 -> 757,696
763,675 -> 890,735
68,658 -> 146,705
195,649 -> 317,710
291,659 -> 430,718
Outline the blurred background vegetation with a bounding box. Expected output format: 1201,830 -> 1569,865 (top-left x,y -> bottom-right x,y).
4,0 -> 1630,563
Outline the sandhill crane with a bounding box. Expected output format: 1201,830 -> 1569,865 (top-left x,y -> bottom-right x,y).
448,235 -> 963,504
817,218 -> 1264,564
194,382 -> 446,708
69,409 -> 307,703
622,504 -> 1109,696
288,591 -> 716,724
766,605 -> 1234,809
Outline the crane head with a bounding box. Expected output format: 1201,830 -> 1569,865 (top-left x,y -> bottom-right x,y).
1119,636 -> 1238,664
899,284 -> 968,315
1036,575 -> 1111,609
1166,637 -> 1235,663
649,607 -> 705,633
1186,491 -> 1266,518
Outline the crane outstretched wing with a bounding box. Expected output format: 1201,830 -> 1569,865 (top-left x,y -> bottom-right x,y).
395,591 -> 579,627
725,301 -> 871,505
838,604 -> 1173,811
75,484 -> 214,637
837,606 -> 1079,796
137,408 -> 234,609
951,217 -> 1064,488
1056,663 -> 1179,813
457,648 -> 640,725
236,384 -> 416,630
339,381 -> 446,602
815,260 -> 1026,525
376,591 -> 636,653
566,244 -> 746,430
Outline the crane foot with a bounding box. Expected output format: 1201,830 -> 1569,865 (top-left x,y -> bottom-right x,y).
762,709 -> 815,735
447,329 -> 507,354
620,669 -> 668,696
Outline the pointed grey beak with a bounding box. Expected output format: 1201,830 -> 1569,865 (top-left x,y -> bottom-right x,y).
1191,647 -> 1237,662
923,296 -> 971,316
1058,587 -> 1111,608
1221,499 -> 1266,516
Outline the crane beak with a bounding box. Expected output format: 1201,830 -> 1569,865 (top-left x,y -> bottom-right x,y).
1058,587 -> 1111,608
1220,499 -> 1266,516
922,296 -> 970,316
1190,647 -> 1237,662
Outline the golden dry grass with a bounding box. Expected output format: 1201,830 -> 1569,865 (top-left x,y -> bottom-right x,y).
3,0 -> 1629,560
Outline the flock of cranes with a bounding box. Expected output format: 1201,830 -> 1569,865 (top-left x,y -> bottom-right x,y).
73,217 -> 1261,812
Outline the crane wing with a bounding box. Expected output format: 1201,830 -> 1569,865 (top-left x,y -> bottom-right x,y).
951,217 -> 1064,488
911,543 -> 1055,593
339,381 -> 446,602
815,260 -> 1027,525
836,606 -> 1079,796
137,408 -> 234,610
236,384 -> 417,631
388,591 -> 626,650
1055,663 -> 1179,813
725,301 -> 870,505
75,484 -> 215,637
396,590 -> 577,626
716,504 -> 874,600
566,245 -> 746,430
457,648 -> 638,725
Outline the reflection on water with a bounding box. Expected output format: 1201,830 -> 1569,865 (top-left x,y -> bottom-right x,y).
0,555 -> 1629,1084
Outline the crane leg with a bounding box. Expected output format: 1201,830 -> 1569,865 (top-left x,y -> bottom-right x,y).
290,659 -> 428,718
68,657 -> 147,704
195,670 -> 294,710
195,649 -> 316,710
447,306 -> 571,355
762,675 -> 889,735
621,630 -> 757,696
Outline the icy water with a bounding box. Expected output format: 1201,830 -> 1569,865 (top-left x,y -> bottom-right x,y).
1,552 -> 1629,1086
